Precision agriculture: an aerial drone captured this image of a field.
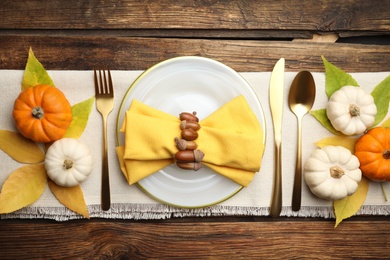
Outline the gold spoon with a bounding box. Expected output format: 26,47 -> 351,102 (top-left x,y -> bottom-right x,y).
288,71 -> 316,211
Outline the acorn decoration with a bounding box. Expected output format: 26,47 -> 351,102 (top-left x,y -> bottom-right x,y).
175,111 -> 204,171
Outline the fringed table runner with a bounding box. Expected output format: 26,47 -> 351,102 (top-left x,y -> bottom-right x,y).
1,70 -> 389,221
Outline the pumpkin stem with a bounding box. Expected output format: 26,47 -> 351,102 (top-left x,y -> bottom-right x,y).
349,104 -> 360,117
384,150 -> 390,160
330,166 -> 345,178
32,107 -> 44,119
63,159 -> 74,170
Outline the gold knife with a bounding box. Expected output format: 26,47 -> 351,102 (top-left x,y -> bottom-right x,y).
269,58 -> 285,217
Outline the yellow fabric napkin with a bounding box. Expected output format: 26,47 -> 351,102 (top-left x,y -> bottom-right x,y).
116,95 -> 264,187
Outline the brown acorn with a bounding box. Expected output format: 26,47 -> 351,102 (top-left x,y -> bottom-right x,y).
179,111 -> 199,122
175,149 -> 204,162
174,137 -> 198,151
180,120 -> 201,131
181,128 -> 198,141
176,162 -> 202,171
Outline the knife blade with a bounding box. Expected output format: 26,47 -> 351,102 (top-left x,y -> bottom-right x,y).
269,58 -> 285,217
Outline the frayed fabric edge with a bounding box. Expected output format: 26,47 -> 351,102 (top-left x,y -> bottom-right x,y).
1,204 -> 389,222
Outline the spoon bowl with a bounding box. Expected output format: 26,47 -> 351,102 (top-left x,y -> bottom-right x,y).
288,71 -> 316,211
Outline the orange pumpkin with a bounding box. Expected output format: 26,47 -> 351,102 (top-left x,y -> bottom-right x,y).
12,84 -> 72,143
355,127 -> 390,182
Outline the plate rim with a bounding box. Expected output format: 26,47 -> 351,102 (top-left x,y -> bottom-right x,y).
115,55 -> 266,208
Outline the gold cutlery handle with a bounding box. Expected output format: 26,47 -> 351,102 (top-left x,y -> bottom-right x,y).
270,140 -> 282,217
292,117 -> 303,211
101,116 -> 111,211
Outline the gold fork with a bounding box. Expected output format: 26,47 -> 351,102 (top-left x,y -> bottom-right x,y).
94,67 -> 114,211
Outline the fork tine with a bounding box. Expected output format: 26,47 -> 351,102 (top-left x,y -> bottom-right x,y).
94,68 -> 99,94
99,68 -> 104,94
102,67 -> 107,94
107,68 -> 113,95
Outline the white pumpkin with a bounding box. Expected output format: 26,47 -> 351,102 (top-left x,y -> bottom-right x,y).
326,85 -> 377,135
304,145 -> 362,201
45,138 -> 93,187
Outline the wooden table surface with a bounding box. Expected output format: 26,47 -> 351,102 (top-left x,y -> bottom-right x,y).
1,1 -> 389,259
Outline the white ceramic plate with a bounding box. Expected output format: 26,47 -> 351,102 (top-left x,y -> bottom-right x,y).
116,56 -> 266,208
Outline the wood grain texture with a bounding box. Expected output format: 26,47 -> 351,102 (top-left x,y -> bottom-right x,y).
1,35 -> 389,72
1,1 -> 389,258
1,218 -> 389,259
1,0 -> 389,36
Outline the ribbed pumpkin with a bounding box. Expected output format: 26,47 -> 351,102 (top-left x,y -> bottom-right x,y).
304,145 -> 362,200
355,127 -> 390,182
326,86 -> 377,135
45,138 -> 93,187
12,84 -> 72,143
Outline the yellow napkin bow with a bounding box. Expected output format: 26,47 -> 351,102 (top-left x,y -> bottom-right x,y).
116,95 -> 264,187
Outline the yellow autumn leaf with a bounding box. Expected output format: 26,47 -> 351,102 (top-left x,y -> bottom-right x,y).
334,176 -> 369,228
0,130 -> 45,163
0,164 -> 47,214
22,47 -> 55,91
315,136 -> 358,154
63,96 -> 95,139
48,180 -> 90,219
381,117 -> 390,128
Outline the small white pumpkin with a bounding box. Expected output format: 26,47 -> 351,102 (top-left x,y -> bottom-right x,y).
45,138 -> 93,187
304,145 -> 362,201
326,85 -> 377,135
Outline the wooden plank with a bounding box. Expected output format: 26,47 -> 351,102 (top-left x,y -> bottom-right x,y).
1,0 -> 389,35
0,219 -> 389,258
0,28 -> 313,39
0,35 -> 389,72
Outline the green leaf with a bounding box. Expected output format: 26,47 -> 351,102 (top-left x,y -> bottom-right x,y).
334,176 -> 369,228
0,130 -> 45,163
371,76 -> 390,127
310,109 -> 341,135
63,96 -> 95,139
21,47 -> 55,91
0,164 -> 47,214
322,56 -> 359,98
